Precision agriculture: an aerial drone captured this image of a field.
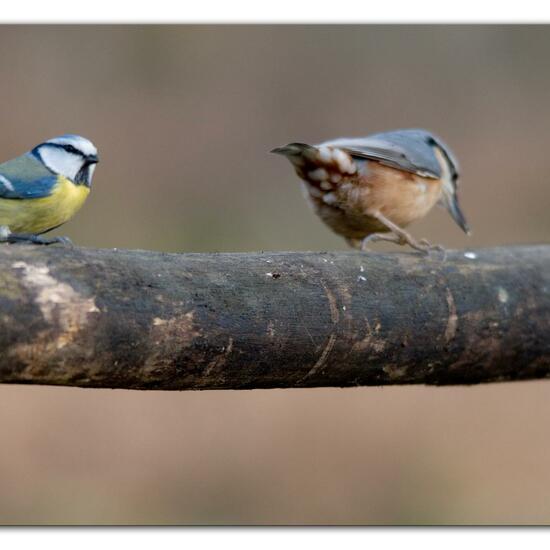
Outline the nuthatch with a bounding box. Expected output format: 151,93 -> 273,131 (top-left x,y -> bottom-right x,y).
271,128 -> 470,253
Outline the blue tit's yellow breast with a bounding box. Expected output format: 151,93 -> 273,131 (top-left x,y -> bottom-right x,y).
0,176 -> 90,234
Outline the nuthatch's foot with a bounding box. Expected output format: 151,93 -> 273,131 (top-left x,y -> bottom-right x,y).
360,232 -> 445,257
358,211 -> 445,257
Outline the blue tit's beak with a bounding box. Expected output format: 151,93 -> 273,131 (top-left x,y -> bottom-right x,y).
86,154 -> 99,164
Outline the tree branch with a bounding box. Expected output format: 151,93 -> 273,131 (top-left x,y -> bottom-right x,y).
0,245 -> 549,390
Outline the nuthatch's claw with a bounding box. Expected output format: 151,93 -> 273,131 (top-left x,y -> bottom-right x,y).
417,239 -> 447,259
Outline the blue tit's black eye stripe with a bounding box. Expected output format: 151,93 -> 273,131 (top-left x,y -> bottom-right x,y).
44,142 -> 84,157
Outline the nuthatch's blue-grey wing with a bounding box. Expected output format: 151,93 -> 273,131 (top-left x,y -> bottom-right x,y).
321,128 -> 469,234
0,153 -> 58,199
321,128 -> 459,182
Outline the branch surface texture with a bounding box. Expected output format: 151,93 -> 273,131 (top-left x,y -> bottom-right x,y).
0,245 -> 548,390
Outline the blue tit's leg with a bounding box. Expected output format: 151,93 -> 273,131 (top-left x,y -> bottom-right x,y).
6,232 -> 73,246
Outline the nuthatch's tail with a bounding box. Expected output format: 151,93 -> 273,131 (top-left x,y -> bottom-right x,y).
270,143 -> 313,157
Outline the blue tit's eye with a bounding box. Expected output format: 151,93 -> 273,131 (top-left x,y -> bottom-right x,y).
63,144 -> 79,155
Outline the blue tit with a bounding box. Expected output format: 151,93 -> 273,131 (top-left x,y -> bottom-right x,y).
0,134 -> 99,245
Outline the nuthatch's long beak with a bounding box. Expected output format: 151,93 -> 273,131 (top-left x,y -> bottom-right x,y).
446,195 -> 471,235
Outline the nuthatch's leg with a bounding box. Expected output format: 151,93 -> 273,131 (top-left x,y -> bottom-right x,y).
360,232 -> 403,250
362,212 -> 445,255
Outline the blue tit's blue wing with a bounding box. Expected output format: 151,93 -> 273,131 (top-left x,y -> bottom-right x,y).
321,128 -> 458,180
0,152 -> 58,199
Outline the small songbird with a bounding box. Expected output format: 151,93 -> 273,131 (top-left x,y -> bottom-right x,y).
0,134 -> 99,245
271,128 -> 470,253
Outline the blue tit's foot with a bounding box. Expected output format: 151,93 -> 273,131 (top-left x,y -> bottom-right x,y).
0,226 -> 10,243
6,232 -> 73,246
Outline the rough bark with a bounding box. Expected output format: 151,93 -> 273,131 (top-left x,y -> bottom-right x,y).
0,244 -> 548,390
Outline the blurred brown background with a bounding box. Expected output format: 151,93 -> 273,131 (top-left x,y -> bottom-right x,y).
0,25 -> 549,524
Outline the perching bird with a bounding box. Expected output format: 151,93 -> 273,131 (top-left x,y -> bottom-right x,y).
0,134 -> 98,245
271,128 -> 469,253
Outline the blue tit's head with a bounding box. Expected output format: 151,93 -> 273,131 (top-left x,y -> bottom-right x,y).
32,134 -> 99,187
